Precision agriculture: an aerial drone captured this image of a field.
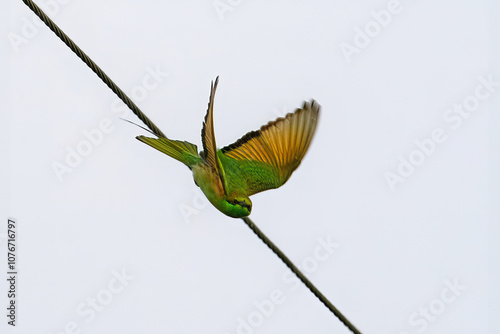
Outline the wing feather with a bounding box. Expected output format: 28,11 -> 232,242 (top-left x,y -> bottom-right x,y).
201,77 -> 220,171
200,76 -> 228,193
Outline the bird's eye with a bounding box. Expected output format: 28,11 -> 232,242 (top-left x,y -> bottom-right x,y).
238,200 -> 250,209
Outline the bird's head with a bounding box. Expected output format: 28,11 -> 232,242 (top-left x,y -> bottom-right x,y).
220,195 -> 252,218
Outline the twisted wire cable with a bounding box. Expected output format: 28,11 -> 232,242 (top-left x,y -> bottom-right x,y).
20,0 -> 166,139
243,217 -> 361,334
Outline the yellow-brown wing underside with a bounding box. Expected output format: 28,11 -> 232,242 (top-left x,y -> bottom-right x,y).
221,100 -> 320,195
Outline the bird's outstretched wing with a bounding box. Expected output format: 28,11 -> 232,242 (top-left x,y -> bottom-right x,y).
220,100 -> 320,196
136,136 -> 202,168
200,76 -> 228,192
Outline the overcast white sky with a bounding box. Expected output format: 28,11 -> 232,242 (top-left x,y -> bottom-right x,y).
2,0 -> 499,333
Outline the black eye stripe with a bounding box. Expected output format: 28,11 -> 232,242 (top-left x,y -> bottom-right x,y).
228,199 -> 251,209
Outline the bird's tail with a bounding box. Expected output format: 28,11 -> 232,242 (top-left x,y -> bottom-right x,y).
136,136 -> 201,168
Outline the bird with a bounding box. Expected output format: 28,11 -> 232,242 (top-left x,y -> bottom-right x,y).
136,77 -> 320,218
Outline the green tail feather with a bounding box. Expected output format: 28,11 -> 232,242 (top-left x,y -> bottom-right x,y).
136,136 -> 202,168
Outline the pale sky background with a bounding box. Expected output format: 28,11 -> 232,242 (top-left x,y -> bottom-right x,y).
1,1 -> 499,334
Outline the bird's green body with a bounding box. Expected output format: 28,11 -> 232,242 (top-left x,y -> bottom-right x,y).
137,77 -> 320,218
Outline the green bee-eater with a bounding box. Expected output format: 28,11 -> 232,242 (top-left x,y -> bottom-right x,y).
137,77 -> 320,218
